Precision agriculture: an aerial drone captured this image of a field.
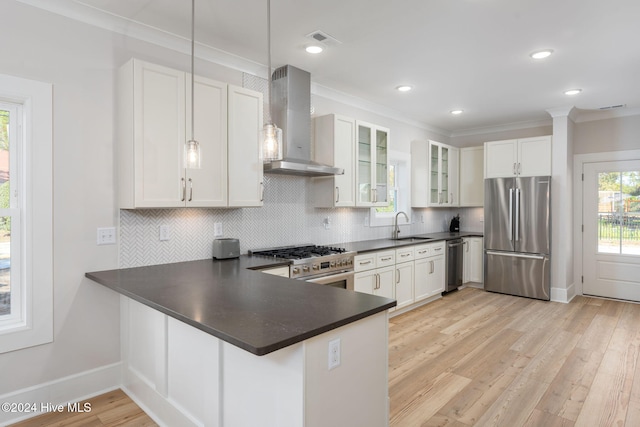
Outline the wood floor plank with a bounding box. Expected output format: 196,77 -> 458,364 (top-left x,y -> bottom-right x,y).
574,370 -> 631,426
390,372 -> 471,427
576,313 -> 618,353
523,409 -> 575,427
535,347 -> 602,421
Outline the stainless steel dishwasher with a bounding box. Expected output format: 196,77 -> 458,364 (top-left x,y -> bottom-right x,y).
444,238 -> 463,293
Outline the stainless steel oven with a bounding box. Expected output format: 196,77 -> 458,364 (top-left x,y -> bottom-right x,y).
305,270 -> 354,291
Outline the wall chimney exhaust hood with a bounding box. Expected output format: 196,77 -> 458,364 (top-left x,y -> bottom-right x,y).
263,65 -> 344,176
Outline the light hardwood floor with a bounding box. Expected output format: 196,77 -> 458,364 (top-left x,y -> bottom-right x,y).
12,287 -> 640,426
9,389 -> 156,427
389,287 -> 640,426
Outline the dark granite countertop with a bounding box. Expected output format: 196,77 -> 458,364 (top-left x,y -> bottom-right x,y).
86,256 -> 396,356
337,231 -> 483,254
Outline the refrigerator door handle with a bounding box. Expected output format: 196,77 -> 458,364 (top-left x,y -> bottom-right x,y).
508,188 -> 514,241
515,188 -> 520,242
485,250 -> 546,260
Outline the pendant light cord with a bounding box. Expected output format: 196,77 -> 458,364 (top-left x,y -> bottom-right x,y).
190,0 -> 196,141
266,0 -> 272,125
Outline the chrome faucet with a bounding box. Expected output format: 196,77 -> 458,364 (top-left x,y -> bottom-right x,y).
393,211 -> 409,239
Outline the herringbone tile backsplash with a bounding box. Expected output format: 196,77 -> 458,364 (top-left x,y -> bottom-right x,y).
119,175 -> 476,268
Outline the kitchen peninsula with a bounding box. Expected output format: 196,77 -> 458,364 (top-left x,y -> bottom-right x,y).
86,256 -> 395,427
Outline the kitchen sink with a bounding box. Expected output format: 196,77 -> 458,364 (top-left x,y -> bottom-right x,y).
393,236 -> 433,242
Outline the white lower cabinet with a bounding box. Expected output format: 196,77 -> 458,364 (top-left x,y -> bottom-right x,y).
463,237 -> 484,284
354,250 -> 396,309
394,247 -> 415,310
355,243 -> 447,313
414,242 -> 446,301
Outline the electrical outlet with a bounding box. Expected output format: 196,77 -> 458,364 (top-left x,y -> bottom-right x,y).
328,338 -> 341,370
159,225 -> 170,241
214,222 -> 223,237
97,227 -> 116,245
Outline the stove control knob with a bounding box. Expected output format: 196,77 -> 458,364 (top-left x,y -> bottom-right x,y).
330,261 -> 336,267
313,264 -> 320,270
292,267 -> 300,274
303,266 -> 310,272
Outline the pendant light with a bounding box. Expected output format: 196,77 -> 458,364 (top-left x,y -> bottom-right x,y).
185,0 -> 201,169
262,0 -> 283,162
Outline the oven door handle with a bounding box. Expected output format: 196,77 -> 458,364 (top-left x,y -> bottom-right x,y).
305,270 -> 354,285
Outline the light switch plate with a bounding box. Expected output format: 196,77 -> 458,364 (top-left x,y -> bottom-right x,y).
97,227 -> 116,245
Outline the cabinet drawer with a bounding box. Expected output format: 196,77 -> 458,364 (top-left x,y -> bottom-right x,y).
395,247 -> 414,262
376,250 -> 396,268
413,244 -> 431,259
354,253 -> 377,272
429,241 -> 446,257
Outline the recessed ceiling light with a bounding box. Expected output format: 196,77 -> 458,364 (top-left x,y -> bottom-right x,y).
564,88 -> 582,96
305,45 -> 324,54
450,109 -> 463,115
530,49 -> 553,59
396,85 -> 413,92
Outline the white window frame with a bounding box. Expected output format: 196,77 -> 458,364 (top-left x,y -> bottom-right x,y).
0,74 -> 53,354
370,150 -> 411,227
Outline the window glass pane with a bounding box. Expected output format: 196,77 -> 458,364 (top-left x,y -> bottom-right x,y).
621,171 -> 640,255
598,171 -> 640,255
376,164 -> 395,214
0,108 -> 9,316
0,219 -> 10,316
598,172 -> 622,254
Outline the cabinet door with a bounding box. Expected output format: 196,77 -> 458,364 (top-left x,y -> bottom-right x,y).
485,139 -> 517,178
395,262 -> 414,310
459,147 -> 484,207
375,266 -> 395,302
228,86 -> 263,207
448,147 -> 459,206
187,75 -> 228,207
354,270 -> 376,294
414,258 -> 431,301
356,123 -> 373,206
373,127 -> 389,207
463,238 -> 471,283
134,61 -> 186,207
518,136 -> 551,177
429,142 -> 440,205
428,254 -> 446,294
313,115 -> 356,207
469,237 -> 484,283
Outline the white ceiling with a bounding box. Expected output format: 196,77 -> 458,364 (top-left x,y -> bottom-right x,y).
29,0 -> 640,134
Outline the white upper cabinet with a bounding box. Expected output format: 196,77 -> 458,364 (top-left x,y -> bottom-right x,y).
484,136 -> 551,178
312,114 -> 356,207
459,146 -> 484,207
228,86 -> 264,207
118,59 -> 263,209
411,140 -> 459,207
356,121 -> 389,207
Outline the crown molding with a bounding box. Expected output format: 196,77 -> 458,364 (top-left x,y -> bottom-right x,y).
573,106 -> 640,123
449,118 -> 553,138
311,83 -> 451,138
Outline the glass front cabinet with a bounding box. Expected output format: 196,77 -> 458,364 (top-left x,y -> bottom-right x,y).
428,140 -> 459,207
356,121 -> 389,207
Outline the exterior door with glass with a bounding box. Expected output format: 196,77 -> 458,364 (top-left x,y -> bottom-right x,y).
583,161 -> 640,300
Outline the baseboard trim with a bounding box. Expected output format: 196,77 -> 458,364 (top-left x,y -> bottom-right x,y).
551,283 -> 575,303
0,362 -> 122,426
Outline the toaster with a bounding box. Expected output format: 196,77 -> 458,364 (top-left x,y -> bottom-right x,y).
213,238 -> 240,259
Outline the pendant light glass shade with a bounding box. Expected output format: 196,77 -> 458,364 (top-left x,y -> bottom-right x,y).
262,123 -> 282,162
185,139 -> 201,169
262,0 -> 282,163
185,0 -> 201,169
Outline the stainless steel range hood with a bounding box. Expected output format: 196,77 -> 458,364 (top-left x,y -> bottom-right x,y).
263,65 -> 344,176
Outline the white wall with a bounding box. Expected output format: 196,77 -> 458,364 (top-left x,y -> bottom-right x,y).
574,114 -> 640,154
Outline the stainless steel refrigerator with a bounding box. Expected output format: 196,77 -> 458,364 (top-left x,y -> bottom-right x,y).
484,176 -> 551,300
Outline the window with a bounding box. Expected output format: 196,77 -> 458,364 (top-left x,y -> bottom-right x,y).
0,102 -> 21,326
0,74 -> 52,353
370,151 -> 410,227
597,171 -> 640,255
